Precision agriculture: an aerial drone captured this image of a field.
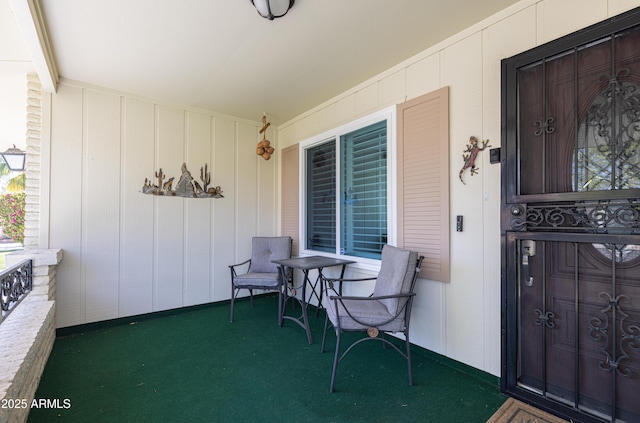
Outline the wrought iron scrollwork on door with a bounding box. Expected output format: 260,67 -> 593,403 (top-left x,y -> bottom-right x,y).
589,292 -> 640,377
533,117 -> 555,136
534,309 -> 555,328
575,69 -> 640,192
510,199 -> 640,234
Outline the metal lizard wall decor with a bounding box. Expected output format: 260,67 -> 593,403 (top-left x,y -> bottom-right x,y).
459,136 -> 491,184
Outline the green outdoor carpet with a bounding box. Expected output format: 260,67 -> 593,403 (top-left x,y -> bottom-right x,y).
29,294 -> 506,422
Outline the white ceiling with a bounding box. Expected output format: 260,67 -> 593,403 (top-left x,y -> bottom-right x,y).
4,0 -> 520,125
0,1 -> 28,62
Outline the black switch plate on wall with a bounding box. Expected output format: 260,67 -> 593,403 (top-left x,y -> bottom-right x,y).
489,147 -> 501,164
456,215 -> 463,232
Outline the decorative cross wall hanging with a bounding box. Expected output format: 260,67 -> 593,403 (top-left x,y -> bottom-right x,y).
256,114 -> 275,160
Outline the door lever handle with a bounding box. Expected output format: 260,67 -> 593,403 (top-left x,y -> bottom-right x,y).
522,253 -> 534,286
521,240 -> 536,287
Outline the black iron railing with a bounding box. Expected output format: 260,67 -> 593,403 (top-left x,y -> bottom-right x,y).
0,259 -> 32,322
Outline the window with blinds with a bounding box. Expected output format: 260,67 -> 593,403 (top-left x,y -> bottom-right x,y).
304,118 -> 388,260
340,121 -> 387,259
306,141 -> 336,253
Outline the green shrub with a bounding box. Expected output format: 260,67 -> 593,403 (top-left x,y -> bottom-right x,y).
0,192 -> 26,244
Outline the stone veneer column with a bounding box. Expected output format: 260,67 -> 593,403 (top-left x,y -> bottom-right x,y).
23,73 -> 42,248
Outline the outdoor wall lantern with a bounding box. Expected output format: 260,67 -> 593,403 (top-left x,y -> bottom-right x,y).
251,0 -> 295,20
1,145 -> 27,171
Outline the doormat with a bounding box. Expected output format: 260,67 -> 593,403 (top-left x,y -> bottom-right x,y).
486,398 -> 570,423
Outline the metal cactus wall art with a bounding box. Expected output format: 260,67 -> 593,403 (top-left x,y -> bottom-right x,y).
142,163 -> 223,198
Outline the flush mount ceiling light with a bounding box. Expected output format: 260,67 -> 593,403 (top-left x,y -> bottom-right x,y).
251,0 -> 295,20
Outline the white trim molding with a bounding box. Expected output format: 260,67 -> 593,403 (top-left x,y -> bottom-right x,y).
7,0 -> 58,93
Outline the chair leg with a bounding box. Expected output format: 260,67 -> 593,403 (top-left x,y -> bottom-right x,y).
278,285 -> 283,327
315,277 -> 324,317
230,288 -> 236,323
249,289 -> 254,307
329,329 -> 341,393
321,314 -> 330,352
405,332 -> 413,386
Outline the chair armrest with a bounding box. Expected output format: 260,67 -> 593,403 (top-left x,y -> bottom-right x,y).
228,258 -> 251,269
328,292 -> 417,328
322,276 -> 377,295
323,276 -> 377,284
229,259 -> 251,279
329,292 -> 415,301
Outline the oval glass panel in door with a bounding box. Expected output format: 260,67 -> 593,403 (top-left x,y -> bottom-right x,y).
573,77 -> 640,192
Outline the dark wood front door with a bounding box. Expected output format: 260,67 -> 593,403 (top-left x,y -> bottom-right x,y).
501,8 -> 640,423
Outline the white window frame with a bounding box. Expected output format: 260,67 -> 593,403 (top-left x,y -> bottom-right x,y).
299,106 -> 397,272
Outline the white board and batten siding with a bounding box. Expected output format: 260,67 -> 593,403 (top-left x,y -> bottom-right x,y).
48,82 -> 278,328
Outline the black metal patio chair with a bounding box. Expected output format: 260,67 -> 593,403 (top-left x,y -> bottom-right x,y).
321,245 -> 424,392
229,236 -> 292,323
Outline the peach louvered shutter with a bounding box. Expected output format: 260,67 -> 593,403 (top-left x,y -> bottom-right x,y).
281,144 -> 299,255
397,87 -> 450,282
